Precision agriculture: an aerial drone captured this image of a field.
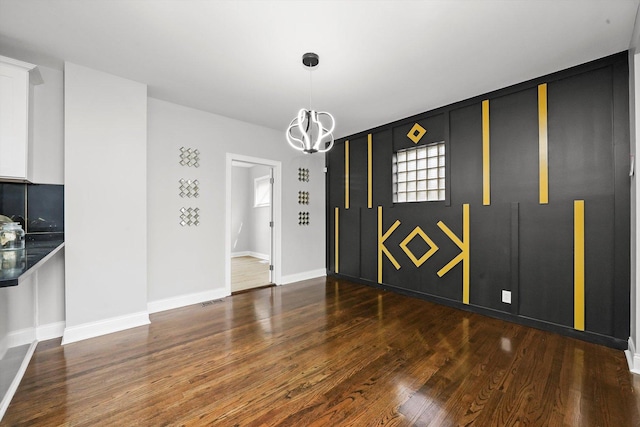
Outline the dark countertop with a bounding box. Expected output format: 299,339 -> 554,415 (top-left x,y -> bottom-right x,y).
0,234 -> 65,287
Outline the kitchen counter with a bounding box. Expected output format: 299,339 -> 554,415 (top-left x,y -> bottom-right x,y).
0,234 -> 65,287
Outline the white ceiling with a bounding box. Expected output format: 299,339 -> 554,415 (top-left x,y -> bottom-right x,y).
0,0 -> 638,139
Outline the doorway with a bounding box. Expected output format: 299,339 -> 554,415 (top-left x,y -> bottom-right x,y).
225,154 -> 281,295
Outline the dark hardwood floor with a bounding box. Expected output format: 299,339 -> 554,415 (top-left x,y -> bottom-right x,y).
3,277 -> 640,426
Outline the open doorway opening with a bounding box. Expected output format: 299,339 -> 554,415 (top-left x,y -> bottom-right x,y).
225,154 -> 281,295
230,162 -> 272,292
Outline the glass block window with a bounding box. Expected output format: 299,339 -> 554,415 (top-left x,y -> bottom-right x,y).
393,142 -> 445,203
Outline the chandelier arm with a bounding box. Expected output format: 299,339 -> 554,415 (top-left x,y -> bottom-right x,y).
286,121 -> 306,151
296,109 -> 312,151
316,144 -> 334,153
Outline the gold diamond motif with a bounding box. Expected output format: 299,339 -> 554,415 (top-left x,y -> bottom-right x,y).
399,226 -> 439,267
407,123 -> 427,144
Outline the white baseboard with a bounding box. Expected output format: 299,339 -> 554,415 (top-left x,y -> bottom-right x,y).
62,311 -> 150,345
37,321 -> 66,341
249,251 -> 269,260
7,322 -> 65,347
231,251 -> 269,260
280,268 -> 326,285
7,327 -> 36,348
626,337 -> 640,374
148,288 -> 228,314
0,341 -> 37,422
231,251 -> 250,258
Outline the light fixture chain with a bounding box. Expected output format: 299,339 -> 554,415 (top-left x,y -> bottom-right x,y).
309,64 -> 312,111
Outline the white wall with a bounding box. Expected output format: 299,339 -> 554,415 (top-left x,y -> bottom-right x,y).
63,63 -> 148,343
147,98 -> 326,306
31,64 -> 66,336
250,165 -> 272,258
0,249 -> 66,347
31,65 -> 64,185
230,166 -> 251,255
36,249 -> 65,328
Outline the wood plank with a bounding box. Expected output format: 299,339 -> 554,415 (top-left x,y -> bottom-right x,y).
231,255 -> 270,292
3,278 -> 640,426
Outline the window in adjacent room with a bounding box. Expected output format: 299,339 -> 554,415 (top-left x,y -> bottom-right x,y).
393,142 -> 445,202
254,175 -> 271,207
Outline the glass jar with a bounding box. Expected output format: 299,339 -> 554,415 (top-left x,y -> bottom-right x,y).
0,249 -> 25,276
0,222 -> 25,251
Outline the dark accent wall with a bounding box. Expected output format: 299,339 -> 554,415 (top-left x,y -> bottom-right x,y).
327,52 -> 630,349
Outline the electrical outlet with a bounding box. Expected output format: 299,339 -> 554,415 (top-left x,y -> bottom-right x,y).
502,290 -> 512,304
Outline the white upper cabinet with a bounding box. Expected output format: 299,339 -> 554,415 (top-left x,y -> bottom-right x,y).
0,55 -> 42,182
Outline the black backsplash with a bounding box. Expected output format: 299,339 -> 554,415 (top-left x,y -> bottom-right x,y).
27,185 -> 64,233
0,183 -> 26,228
0,183 -> 63,233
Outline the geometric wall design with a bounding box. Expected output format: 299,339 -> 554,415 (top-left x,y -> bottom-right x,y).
179,179 -> 199,198
327,52 -> 630,349
298,211 -> 309,225
179,147 -> 200,167
179,207 -> 200,226
298,191 -> 309,205
406,123 -> 426,144
298,168 -> 309,182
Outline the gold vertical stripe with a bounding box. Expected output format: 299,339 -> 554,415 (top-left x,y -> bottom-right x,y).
345,140 -> 350,209
482,100 -> 491,206
574,200 -> 585,331
368,134 -> 372,209
378,206 -> 382,283
377,207 -> 403,282
462,203 -> 470,304
539,84 -> 549,204
335,207 -> 339,273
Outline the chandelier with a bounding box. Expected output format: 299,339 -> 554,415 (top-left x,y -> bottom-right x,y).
286,53 -> 335,154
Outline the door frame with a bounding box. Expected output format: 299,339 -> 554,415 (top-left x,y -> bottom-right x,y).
225,153 -> 282,295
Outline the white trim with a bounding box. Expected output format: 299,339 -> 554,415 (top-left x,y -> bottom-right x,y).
7,327 -> 36,348
148,288 -> 228,314
61,311 -> 150,345
280,269 -> 327,285
36,321 -> 66,341
0,341 -> 37,422
226,153 -> 282,292
626,337 -> 640,374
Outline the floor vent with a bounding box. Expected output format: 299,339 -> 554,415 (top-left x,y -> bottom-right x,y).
201,299 -> 224,307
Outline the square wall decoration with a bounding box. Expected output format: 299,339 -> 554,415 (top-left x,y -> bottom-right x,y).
179,147 -> 200,167
180,207 -> 200,226
298,168 -> 309,182
298,191 -> 309,205
179,179 -> 199,198
298,211 -> 309,226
